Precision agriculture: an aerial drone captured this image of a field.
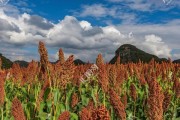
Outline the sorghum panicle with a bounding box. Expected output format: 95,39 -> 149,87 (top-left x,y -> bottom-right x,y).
130,83 -> 137,101
98,64 -> 109,93
71,93 -> 79,108
0,72 -> 5,106
38,41 -> 49,80
109,88 -> 126,120
60,55 -> 75,89
147,79 -> 164,120
12,63 -> 23,82
121,94 -> 127,108
96,54 -> 104,66
11,98 -> 26,120
80,107 -> 92,120
58,111 -> 70,120
96,105 -> 111,120
59,48 -> 65,64
109,65 -> 117,86
38,41 -> 49,67
163,91 -> 172,112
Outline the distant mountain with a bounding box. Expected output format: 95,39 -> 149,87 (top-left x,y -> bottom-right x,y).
14,60 -> 29,68
53,59 -> 85,65
74,59 -> 85,65
110,44 -> 168,64
173,59 -> 180,63
0,53 -> 13,69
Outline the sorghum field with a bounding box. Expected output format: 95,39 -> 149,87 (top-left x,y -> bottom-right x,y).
0,41 -> 180,120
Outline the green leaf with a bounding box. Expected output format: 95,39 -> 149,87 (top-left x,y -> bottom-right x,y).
47,100 -> 52,109
39,102 -> 46,114
60,103 -> 66,113
70,113 -> 79,120
44,88 -> 51,101
53,89 -> 60,105
37,112 -> 48,120
81,95 -> 89,106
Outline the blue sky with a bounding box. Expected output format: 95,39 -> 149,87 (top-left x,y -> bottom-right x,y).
0,0 -> 180,62
10,0 -> 180,25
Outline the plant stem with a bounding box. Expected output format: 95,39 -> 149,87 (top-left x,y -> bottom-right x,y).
133,101 -> 136,120
1,107 -> 3,120
103,93 -> 105,106
172,98 -> 177,120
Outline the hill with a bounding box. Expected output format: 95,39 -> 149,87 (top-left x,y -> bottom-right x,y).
53,59 -> 85,65
14,60 -> 29,68
173,59 -> 180,63
74,59 -> 85,65
109,44 -> 168,64
0,53 -> 13,69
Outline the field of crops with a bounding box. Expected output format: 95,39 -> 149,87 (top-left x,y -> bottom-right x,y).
0,41 -> 180,120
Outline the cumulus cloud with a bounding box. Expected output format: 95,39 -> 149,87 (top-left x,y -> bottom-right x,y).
0,6 -> 177,62
46,16 -> 129,51
24,15 -> 54,30
142,35 -> 171,57
116,20 -> 180,49
80,21 -> 92,30
0,18 -> 20,32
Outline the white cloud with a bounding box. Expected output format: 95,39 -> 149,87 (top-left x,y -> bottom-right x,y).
145,34 -> 163,43
80,21 -> 92,30
74,4 -> 137,24
116,20 -> 180,49
79,4 -> 114,18
107,0 -> 180,11
143,35 -> 171,57
0,6 -> 179,62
